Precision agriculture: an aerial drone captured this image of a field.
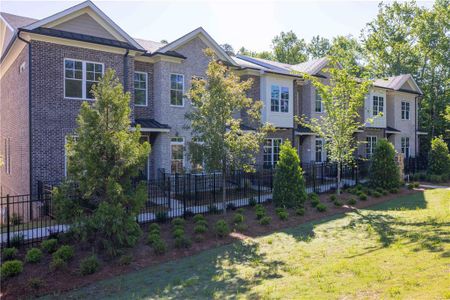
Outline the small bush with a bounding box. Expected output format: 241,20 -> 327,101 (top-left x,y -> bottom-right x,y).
214,220 -> 230,238
194,224 -> 208,234
155,211 -> 168,223
148,223 -> 160,234
316,203 -> 327,212
147,232 -> 161,245
275,208 -> 289,220
28,277 -> 44,290
10,234 -> 25,247
80,255 -> 100,276
407,183 -> 414,190
234,223 -> 248,232
358,193 -> 368,201
174,235 -> 192,249
226,203 -> 237,211
171,218 -> 185,227
347,198 -> 357,205
255,209 -> 266,220
333,200 -> 343,207
389,188 -> 399,194
233,213 -> 244,224
195,219 -> 208,228
248,197 -> 257,206
41,239 -> 58,253
372,191 -> 382,198
259,216 -> 272,225
2,247 -> 18,261
413,182 -> 420,188
1,260 -> 23,279
208,205 -> 220,214
118,254 -> 132,265
152,239 -> 167,255
236,208 -> 245,214
172,228 -> 185,239
193,214 -> 205,223
52,245 -> 74,262
49,257 -> 67,271
26,248 -> 43,263
295,207 -> 305,216
329,195 -> 337,202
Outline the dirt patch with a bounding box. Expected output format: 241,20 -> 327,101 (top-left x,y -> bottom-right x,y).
1,188 -> 419,299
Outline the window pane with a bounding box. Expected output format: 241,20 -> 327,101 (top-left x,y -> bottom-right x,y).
86,81 -> 96,99
281,87 -> 289,112
65,60 -> 74,69
86,63 -> 94,72
65,79 -> 82,98
65,69 -> 74,79
135,90 -> 145,105
271,85 -> 280,112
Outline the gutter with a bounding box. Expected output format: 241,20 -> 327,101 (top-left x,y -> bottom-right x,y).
17,30 -> 33,200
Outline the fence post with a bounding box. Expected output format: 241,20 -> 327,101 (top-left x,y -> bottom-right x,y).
313,165 -> 317,193
167,176 -> 171,210
213,172 -> 216,205
6,194 -> 10,248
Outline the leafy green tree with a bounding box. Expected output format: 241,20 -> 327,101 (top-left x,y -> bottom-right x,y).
237,47 -> 274,60
428,136 -> 450,176
368,139 -> 401,189
329,35 -> 366,76
271,31 -> 308,64
220,43 -> 235,56
297,57 -> 372,194
272,140 -> 307,208
186,48 -> 271,213
53,69 -> 150,256
307,35 -> 331,59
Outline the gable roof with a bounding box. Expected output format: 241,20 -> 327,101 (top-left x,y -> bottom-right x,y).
0,12 -> 37,31
134,38 -> 165,53
373,74 -> 422,95
21,0 -> 144,51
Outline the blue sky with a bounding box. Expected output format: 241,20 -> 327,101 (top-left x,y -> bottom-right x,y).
1,0 -> 434,52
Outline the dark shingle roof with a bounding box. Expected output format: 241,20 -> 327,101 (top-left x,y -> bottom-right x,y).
296,125 -> 313,134
386,126 -> 401,133
134,119 -> 170,130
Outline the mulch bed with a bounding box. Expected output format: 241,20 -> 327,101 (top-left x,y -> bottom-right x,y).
1,187 -> 420,299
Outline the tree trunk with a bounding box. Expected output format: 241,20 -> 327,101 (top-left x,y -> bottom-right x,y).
337,162 -> 341,195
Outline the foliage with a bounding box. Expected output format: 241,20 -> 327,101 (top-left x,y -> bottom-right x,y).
214,220 -> 230,238
259,216 -> 272,225
307,35 -> 331,59
359,193 -> 368,201
152,239 -> 167,255
273,140 -> 308,208
174,236 -> 192,249
330,195 -> 337,202
53,69 -> 150,255
255,204 -> 266,220
347,198 -> 357,205
2,247 -> 18,261
233,213 -> 244,224
148,223 -> 161,235
53,245 -> 74,262
272,31 -> 308,64
25,248 -> 43,263
369,139 -> 401,189
171,218 -> 185,227
118,254 -> 133,266
316,203 -> 327,212
297,58 -> 372,194
428,136 -> 450,175
296,207 -> 305,216
147,232 -> 161,245
41,239 -> 58,253
194,224 -> 208,234
50,257 -> 67,271
220,43 -> 235,56
248,197 -> 257,206
1,260 -> 23,279
172,228 -> 185,239
10,234 -> 24,247
333,200 -> 343,207
275,208 -> 289,220
80,255 -> 100,275
237,47 -> 274,60
310,194 -> 320,207
10,213 -> 22,226
193,214 -> 205,223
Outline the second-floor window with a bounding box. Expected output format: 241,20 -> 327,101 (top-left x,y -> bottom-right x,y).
271,85 -> 289,112
171,137 -> 184,173
372,95 -> 384,116
264,138 -> 282,168
170,74 -> 184,106
134,72 -> 147,106
366,136 -> 377,158
64,59 -> 103,99
315,91 -> 323,113
401,101 -> 410,120
401,137 -> 410,158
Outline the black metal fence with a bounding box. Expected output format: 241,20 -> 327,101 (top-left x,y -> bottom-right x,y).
1,162 -> 370,248
403,156 -> 428,175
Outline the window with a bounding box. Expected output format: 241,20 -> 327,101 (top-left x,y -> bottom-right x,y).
401,101 -> 410,120
315,139 -> 324,162
171,137 -> 184,173
134,72 -> 147,106
401,137 -> 410,158
372,95 -> 384,116
64,135 -> 78,177
263,138 -> 282,167
170,74 -> 184,106
4,138 -> 11,174
64,59 -> 104,99
271,85 -> 289,112
366,136 -> 377,158
315,90 -> 323,112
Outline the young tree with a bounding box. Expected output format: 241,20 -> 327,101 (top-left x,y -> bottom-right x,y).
186,48 -> 271,212
272,140 -> 307,208
271,31 -> 308,64
53,69 -> 151,256
428,136 -> 450,176
297,57 -> 372,194
368,139 -> 401,189
307,35 -> 331,59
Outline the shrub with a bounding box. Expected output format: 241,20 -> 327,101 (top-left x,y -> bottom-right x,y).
296,207 -> 305,216
248,197 -> 257,206
10,234 -> 25,247
208,205 -> 220,214
118,254 -> 133,265
171,218 -> 185,227
155,211 -> 168,223
233,213 -> 244,224
53,245 -> 74,262
26,248 -> 43,263
172,228 -> 185,239
413,182 -> 420,188
273,141 -> 308,208
195,219 -> 208,228
372,191 -> 382,198
329,195 -> 337,202
347,198 -> 357,205
41,239 -> 58,253
1,260 -> 23,279
428,137 -> 450,176
80,255 -> 100,275
259,216 -> 272,225
255,205 -> 266,220
236,208 -> 245,214
50,257 -> 67,271
2,247 -> 18,261
174,236 -> 192,248
358,193 -> 368,201
333,200 -> 343,207
369,139 -> 400,189
194,224 -> 208,234
147,232 -> 161,245
389,188 -> 399,194
316,203 -> 327,212
148,223 -> 160,234
310,197 -> 320,207
28,277 -> 44,290
226,203 -> 237,211
214,220 -> 230,238
275,208 -> 289,220
407,183 -> 415,190
152,239 -> 167,255
193,214 -> 205,223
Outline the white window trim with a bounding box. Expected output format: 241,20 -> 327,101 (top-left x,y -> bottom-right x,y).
170,73 -> 185,107
401,136 -> 410,157
366,136 -> 377,158
315,89 -> 323,113
134,71 -> 148,107
270,85 -> 290,113
64,58 -> 104,101
264,138 -> 282,166
315,138 -> 324,163
401,101 -> 410,120
372,95 -> 384,116
170,137 -> 185,173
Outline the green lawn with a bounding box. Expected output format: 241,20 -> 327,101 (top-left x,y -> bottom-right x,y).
49,189 -> 450,300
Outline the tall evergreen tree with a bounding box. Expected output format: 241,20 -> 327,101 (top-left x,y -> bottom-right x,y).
368,139 -> 401,189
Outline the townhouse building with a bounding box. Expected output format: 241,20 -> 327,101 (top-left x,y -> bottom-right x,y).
0,1 -> 424,196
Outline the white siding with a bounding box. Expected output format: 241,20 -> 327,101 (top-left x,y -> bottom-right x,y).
260,74 -> 294,128
364,88 -> 387,128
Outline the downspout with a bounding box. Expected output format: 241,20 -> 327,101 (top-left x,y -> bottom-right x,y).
414,95 -> 420,157
123,49 -> 129,92
18,30 -> 33,200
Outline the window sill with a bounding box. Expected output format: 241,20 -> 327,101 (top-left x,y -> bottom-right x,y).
170,105 -> 185,108
64,97 -> 95,101
135,104 -> 148,107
